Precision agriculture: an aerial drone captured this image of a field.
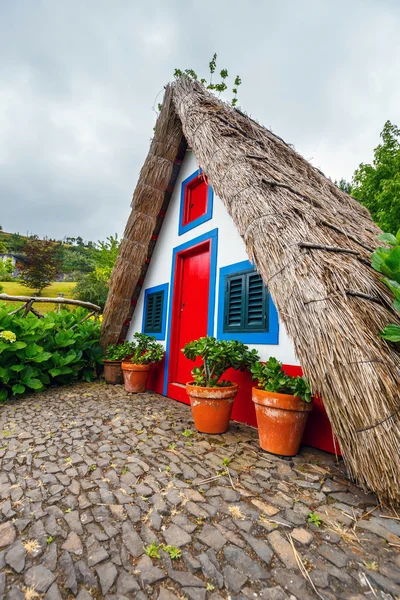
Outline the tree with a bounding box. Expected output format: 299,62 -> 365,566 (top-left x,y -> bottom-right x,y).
335,178 -> 352,194
0,258 -> 14,281
74,235 -> 120,309
20,239 -> 62,295
351,120 -> 400,234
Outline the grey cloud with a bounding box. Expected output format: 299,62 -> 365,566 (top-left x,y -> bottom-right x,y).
0,0 -> 399,240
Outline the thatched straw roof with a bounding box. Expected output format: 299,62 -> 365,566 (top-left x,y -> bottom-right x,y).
101,77 -> 400,504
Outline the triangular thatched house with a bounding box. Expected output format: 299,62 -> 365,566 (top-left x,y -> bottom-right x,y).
101,77 -> 400,503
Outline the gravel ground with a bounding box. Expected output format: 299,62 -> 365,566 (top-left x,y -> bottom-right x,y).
0,381 -> 399,600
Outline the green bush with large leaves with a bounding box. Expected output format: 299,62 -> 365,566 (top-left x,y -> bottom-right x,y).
182,336 -> 259,387
371,230 -> 400,342
0,305 -> 102,401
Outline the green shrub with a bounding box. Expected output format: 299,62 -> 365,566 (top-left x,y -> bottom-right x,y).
74,271 -> 109,310
104,341 -> 134,361
126,333 -> 164,365
250,357 -> 312,402
0,305 -> 102,401
182,336 -> 259,387
371,230 -> 400,342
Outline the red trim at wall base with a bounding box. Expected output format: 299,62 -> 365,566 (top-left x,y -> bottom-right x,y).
145,361 -> 341,456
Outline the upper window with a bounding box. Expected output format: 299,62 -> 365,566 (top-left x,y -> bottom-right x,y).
217,260 -> 279,344
142,283 -> 168,340
178,170 -> 213,235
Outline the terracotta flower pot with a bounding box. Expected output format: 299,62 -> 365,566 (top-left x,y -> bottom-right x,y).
103,360 -> 123,384
252,387 -> 313,456
121,362 -> 151,393
186,383 -> 238,434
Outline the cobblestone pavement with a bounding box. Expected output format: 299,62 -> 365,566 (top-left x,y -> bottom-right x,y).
1,383 -> 400,600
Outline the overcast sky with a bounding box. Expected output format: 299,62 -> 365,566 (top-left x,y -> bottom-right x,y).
1,0 -> 399,241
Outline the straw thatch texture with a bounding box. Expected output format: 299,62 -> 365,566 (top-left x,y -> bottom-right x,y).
101,86 -> 186,346
102,77 -> 400,503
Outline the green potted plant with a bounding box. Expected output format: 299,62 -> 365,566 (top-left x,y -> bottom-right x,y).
182,337 -> 259,434
121,333 -> 164,393
250,358 -> 313,456
103,342 -> 134,384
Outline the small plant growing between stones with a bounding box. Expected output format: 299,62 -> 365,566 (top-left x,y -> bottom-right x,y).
165,466 -> 170,472
182,429 -> 193,437
65,508 -> 72,513
144,541 -> 160,559
168,442 -> 176,450
65,457 -> 72,463
46,536 -> 54,544
229,505 -> 245,520
206,583 -> 215,592
365,560 -> 379,571
23,539 -> 40,554
23,587 -> 40,600
307,512 -> 323,527
161,544 -> 182,559
90,464 -> 96,472
222,457 -> 230,466
121,467 -> 129,475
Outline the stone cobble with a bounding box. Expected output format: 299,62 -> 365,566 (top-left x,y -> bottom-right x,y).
0,382 -> 399,600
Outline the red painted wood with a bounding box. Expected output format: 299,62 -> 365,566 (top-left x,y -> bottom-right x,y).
281,364 -> 341,455
167,242 -> 210,398
146,355 -> 165,395
183,177 -> 208,225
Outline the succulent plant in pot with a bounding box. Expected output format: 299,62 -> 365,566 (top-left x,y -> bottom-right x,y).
122,333 -> 164,393
182,336 -> 259,434
103,342 -> 134,384
250,357 -> 313,456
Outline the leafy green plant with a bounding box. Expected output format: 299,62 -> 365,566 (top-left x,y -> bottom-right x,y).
182,429 -> 193,437
250,357 -> 312,402
222,457 -> 230,466
352,120 -> 400,235
307,512 -> 323,527
371,230 -> 400,341
144,541 -> 160,559
104,341 -> 134,361
46,536 -> 54,544
0,306 -> 102,401
182,336 -> 259,387
126,333 -> 164,365
161,544 -> 182,559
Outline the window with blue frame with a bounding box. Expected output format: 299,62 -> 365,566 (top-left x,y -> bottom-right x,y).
178,170 -> 213,235
217,260 -> 279,344
141,283 -> 168,340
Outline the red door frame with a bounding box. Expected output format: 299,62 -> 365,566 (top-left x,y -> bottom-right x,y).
163,229 -> 218,403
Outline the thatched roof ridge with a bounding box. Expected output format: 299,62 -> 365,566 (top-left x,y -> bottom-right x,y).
102,77 -> 400,503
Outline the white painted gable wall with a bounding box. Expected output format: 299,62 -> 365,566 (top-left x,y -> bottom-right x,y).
126,150 -> 299,365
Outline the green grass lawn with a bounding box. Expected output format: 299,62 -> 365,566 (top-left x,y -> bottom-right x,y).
0,281 -> 76,313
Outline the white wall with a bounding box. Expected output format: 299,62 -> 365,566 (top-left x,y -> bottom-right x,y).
127,151 -> 299,365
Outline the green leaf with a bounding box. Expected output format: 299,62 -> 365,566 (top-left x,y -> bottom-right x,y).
0,389 -> 8,401
385,246 -> 400,273
10,364 -> 25,372
31,352 -> 52,363
381,324 -> 400,342
49,368 -> 62,377
12,384 -> 25,395
8,341 -> 27,351
378,232 -> 397,246
24,378 -> 43,390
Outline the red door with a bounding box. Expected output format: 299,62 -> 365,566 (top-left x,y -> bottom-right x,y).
168,241 -> 211,403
